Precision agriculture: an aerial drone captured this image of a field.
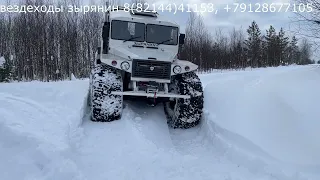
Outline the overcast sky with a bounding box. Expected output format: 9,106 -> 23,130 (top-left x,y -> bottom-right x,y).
0,0 -> 302,37
0,0 -> 318,59
0,0 -> 299,30
153,0 -> 303,41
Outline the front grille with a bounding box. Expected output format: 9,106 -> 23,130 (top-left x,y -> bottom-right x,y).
132,59 -> 171,80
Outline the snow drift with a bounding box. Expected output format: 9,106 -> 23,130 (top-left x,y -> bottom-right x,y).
202,65 -> 320,166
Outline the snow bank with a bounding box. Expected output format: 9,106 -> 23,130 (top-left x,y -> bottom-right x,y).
203,65 -> 320,166
71,73 -> 77,81
0,80 -> 90,179
197,64 -> 300,75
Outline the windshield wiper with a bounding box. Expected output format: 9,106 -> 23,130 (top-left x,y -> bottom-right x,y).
123,36 -> 142,42
157,38 -> 173,45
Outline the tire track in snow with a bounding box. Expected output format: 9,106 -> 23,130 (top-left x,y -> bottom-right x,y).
0,92 -> 50,114
167,100 -> 310,180
73,102 -> 178,179
0,92 -> 70,151
123,100 -> 176,150
75,97 -> 299,180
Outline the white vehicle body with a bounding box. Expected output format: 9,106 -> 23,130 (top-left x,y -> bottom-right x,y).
96,7 -> 199,99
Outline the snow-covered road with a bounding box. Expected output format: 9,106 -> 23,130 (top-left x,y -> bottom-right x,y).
0,65 -> 319,180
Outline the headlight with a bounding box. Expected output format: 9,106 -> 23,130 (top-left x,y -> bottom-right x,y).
121,61 -> 130,70
185,66 -> 190,71
173,65 -> 182,74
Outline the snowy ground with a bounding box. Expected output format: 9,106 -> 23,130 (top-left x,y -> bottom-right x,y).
0,64 -> 320,180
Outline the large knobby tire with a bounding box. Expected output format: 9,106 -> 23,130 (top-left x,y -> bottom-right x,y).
164,71 -> 204,129
89,64 -> 123,122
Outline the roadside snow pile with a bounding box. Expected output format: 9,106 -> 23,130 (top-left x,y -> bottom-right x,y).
71,73 -> 77,81
0,56 -> 5,67
203,65 -> 320,166
197,64 -> 301,75
0,80 -> 90,180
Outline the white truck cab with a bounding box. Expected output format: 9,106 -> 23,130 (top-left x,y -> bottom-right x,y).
97,8 -> 198,87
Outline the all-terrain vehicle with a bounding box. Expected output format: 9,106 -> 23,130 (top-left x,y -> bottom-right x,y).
88,7 -> 204,129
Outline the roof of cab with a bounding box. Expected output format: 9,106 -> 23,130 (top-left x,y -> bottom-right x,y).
108,8 -> 179,27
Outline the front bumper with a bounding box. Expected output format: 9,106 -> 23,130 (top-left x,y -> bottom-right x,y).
111,91 -> 190,99
99,55 -> 198,76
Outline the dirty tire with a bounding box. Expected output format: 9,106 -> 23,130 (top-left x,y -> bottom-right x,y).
89,64 -> 123,122
164,71 -> 204,129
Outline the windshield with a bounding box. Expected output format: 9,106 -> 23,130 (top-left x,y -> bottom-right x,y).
110,20 -> 178,45
111,20 -> 145,42
146,24 -> 178,45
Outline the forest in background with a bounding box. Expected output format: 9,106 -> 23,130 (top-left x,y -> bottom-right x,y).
0,0 -> 318,82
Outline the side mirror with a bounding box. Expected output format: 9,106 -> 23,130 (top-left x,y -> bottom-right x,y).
102,22 -> 110,39
179,33 -> 185,45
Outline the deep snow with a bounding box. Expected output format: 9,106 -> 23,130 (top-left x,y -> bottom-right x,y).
0,64 -> 319,180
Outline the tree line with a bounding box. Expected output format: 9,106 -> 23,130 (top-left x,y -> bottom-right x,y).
180,12 -> 315,72
0,0 -> 316,82
0,0 -> 103,82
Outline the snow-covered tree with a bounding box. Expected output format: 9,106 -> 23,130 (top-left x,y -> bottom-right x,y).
264,25 -> 277,66
0,56 -> 12,82
288,36 -> 300,64
244,21 -> 262,67
277,28 -> 289,65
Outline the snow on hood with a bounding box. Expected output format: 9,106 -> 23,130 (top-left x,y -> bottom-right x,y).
113,47 -> 175,61
109,42 -> 177,61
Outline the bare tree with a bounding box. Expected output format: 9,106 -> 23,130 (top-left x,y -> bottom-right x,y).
291,0 -> 320,53
299,38 -> 313,64
292,0 -> 320,37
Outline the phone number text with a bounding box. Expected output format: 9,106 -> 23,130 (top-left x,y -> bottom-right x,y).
0,3 -> 314,14
124,3 -> 314,14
